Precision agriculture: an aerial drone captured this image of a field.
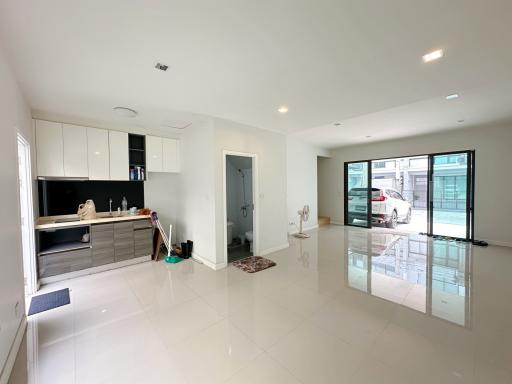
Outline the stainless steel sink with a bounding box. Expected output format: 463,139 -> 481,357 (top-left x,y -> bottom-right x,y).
54,217 -> 80,223
97,213 -> 125,219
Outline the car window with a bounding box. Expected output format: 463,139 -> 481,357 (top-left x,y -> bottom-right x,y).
395,192 -> 405,200
349,188 -> 382,198
388,191 -> 400,200
371,189 -> 381,198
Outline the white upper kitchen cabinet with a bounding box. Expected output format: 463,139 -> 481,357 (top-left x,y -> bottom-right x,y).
162,138 -> 180,172
87,127 -> 110,180
35,120 -> 64,177
109,131 -> 129,180
62,124 -> 88,177
146,135 -> 163,172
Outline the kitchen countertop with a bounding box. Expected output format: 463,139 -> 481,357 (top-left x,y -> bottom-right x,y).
35,213 -> 151,230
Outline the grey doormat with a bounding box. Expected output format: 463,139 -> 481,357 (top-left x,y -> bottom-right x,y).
28,288 -> 70,316
232,256 -> 276,273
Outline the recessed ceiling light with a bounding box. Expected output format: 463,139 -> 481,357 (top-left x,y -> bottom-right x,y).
446,93 -> 459,100
113,106 -> 138,118
155,62 -> 169,71
278,106 -> 289,114
365,135 -> 372,138
422,49 -> 444,63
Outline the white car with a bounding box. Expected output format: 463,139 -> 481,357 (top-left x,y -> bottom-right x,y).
348,187 -> 412,228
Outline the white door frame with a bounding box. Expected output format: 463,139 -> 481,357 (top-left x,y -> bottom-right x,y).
17,132 -> 37,295
222,150 -> 259,265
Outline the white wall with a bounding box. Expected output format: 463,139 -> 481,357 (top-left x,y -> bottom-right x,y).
0,43 -> 33,380
318,156 -> 336,219
320,123 -> 512,246
144,172 -> 179,242
174,121 -> 217,265
214,118 -> 289,265
286,137 -> 329,234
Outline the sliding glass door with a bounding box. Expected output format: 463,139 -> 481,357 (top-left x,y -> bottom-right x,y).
345,161 -> 371,228
343,151 -> 475,241
428,151 -> 474,240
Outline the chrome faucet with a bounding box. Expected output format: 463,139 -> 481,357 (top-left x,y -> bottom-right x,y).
109,197 -> 112,214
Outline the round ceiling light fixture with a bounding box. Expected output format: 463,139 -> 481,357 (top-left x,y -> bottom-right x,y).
113,106 -> 138,118
277,106 -> 289,114
333,122 -> 342,126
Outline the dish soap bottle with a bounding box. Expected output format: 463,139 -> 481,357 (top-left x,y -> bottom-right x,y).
121,197 -> 128,212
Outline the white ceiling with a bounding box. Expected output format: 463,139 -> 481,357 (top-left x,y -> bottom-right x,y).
0,0 -> 511,146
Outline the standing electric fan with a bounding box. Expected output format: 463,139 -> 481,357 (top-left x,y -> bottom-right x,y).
293,205 -> 311,238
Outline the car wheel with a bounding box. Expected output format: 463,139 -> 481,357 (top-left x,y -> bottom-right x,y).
403,209 -> 412,224
386,210 -> 398,229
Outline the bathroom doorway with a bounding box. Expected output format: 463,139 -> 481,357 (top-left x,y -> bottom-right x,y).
223,151 -> 258,263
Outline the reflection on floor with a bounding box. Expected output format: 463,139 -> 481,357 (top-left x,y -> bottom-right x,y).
228,242 -> 252,263
347,230 -> 470,326
19,225 -> 512,384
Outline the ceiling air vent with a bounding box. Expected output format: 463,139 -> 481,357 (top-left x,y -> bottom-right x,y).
161,119 -> 192,130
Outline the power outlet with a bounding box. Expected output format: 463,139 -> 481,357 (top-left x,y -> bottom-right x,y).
289,221 -> 295,226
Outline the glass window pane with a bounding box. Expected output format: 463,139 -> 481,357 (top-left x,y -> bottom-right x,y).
432,153 -> 468,238
347,162 -> 369,227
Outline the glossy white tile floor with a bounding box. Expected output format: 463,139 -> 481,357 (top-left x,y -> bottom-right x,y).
25,225 -> 512,383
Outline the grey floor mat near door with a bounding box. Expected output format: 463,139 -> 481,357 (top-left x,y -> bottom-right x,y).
28,288 -> 70,316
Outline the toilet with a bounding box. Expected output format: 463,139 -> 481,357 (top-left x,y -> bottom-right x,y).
245,230 -> 253,252
227,221 -> 234,245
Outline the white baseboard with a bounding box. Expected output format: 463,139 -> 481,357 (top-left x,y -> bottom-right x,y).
330,221 -> 344,226
259,242 -> 290,256
480,239 -> 512,248
288,224 -> 319,235
0,317 -> 27,384
192,252 -> 227,270
40,255 -> 151,285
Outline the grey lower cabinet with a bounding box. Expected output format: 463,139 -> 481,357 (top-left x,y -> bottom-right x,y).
91,219 -> 153,266
39,219 -> 153,279
114,221 -> 135,262
91,223 -> 115,266
133,219 -> 153,257
92,219 -> 153,264
39,248 -> 92,278
134,228 -> 153,257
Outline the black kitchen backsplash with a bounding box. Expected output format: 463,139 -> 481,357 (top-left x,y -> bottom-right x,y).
39,180 -> 145,216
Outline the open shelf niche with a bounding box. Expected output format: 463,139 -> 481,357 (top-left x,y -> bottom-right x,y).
128,134 -> 146,181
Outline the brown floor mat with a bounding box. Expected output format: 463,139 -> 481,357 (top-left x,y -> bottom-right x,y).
232,256 -> 276,273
